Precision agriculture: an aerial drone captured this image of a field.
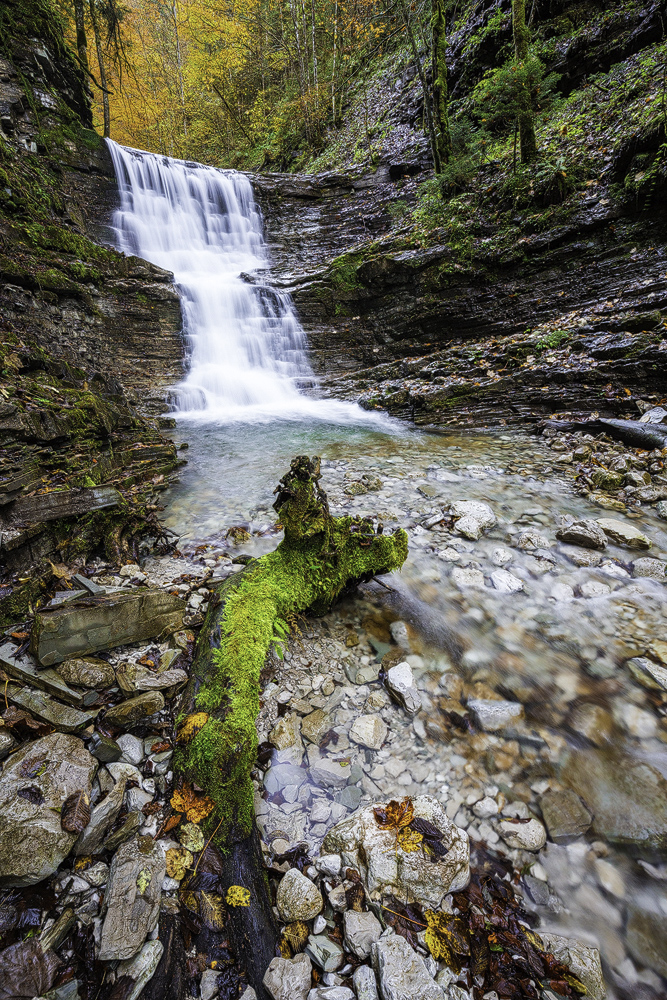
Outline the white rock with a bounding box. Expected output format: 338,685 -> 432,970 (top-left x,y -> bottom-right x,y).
539,933 -> 606,1000
472,796 -> 499,819
386,662 -> 422,716
353,965 -> 379,1000
450,500 -> 497,530
498,818 -> 547,852
240,989 -> 258,1000
309,758 -> 350,789
117,734 -> 145,766
492,547 -> 513,566
389,621 -> 412,651
454,515 -> 485,540
467,698 -> 524,731
612,702 -> 657,739
200,968 -> 222,1000
596,518 -> 651,549
313,915 -> 327,934
306,933 -> 344,971
119,563 -> 141,577
372,934 -> 443,1000
264,953 -> 312,1000
451,566 -> 486,590
107,762 -> 142,784
551,582 -> 575,602
490,569 -> 524,594
631,557 -> 666,580
580,580 -> 611,598
315,854 -> 342,876
322,795 -> 469,906
594,858 -> 625,899
276,867 -> 323,922
349,714 -> 388,750
626,657 -> 667,691
307,989 -> 354,1000
343,909 -> 382,959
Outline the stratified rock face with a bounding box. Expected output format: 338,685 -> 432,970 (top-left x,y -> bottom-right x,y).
0,732 -> 96,886
322,795 -> 469,906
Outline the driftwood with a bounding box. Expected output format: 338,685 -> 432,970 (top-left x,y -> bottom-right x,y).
172,456 -> 408,997
542,417 -> 667,450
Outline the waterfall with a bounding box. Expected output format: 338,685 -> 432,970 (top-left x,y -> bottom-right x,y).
106,141 -> 325,421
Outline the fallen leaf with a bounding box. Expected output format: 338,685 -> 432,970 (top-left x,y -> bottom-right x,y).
159,812 -> 183,836
373,797 -> 414,831
17,785 -> 45,806
178,821 -> 205,853
176,712 -> 209,745
281,920 -> 309,956
199,890 -> 226,931
225,885 -> 250,907
61,791 -> 91,834
0,938 -> 60,999
136,868 -> 152,894
47,560 -> 71,580
19,756 -> 48,779
397,827 -> 423,853
170,782 -> 214,824
166,847 -> 193,881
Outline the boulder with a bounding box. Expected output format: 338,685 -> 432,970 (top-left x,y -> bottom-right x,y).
276,868 -> 323,922
104,691 -> 165,727
540,789 -> 592,842
556,520 -> 607,550
30,589 -> 185,666
56,657 -> 115,689
467,698 -> 523,731
263,953 -> 312,1000
343,909 -> 382,959
385,662 -> 422,716
349,715 -> 387,750
322,795 -> 469,906
99,836 -> 165,960
0,732 -> 96,886
539,933 -> 606,1000
595,518 -> 651,549
372,934 -> 442,1000
626,895 -> 667,978
561,747 -> 667,848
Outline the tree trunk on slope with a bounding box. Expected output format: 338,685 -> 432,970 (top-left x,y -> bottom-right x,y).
89,0 -> 110,137
73,0 -> 89,77
512,0 -> 537,164
431,0 -> 451,168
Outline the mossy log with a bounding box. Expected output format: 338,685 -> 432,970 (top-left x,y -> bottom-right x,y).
174,456 -> 408,995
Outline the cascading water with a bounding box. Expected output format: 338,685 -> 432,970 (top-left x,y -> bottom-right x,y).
107,141 -> 371,423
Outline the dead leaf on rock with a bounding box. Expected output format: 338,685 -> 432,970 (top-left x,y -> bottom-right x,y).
166,847 -> 193,881
280,920 -> 309,956
178,821 -> 205,853
397,827 -> 423,853
0,938 -> 60,999
373,797 -> 414,831
61,791 -> 91,834
17,785 -> 44,806
199,890 -> 226,931
170,781 -> 215,824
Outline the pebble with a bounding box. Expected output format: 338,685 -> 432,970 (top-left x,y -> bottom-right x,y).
117,733 -> 145,766
498,818 -> 547,852
353,965 -> 379,1000
349,714 -> 387,750
386,662 -> 422,716
594,857 -> 625,899
306,933 -> 344,971
467,698 -> 524,731
580,580 -> 611,598
276,867 -> 323,922
451,566 -> 486,589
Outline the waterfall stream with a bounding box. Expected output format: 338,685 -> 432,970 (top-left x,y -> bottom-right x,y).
107,140 -> 372,424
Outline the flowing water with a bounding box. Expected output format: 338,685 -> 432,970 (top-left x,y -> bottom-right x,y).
108,143 -> 667,998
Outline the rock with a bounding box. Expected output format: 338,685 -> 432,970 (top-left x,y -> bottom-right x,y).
322,795 -> 469,906
472,796 -> 498,819
315,854 -> 341,876
594,858 -> 625,899
353,965 -> 379,1000
276,867 -> 323,922
596,518 -> 651,549
117,734 -> 145,766
306,934 -> 344,971
516,529 -> 551,549
467,698 -> 523,731
104,691 -> 165,726
556,520 -> 607,550
562,747 -> 667,848
386,662 -> 422,716
591,469 -> 624,490
115,940 -> 164,1000
88,733 -> 122,762
301,710 -> 332,744
337,785 -> 363,811
540,789 -> 592,842
0,643 -> 85,706
309,756 -> 350,789
307,989 -> 354,1000
0,732 -> 96,886
372,934 -> 443,1000
450,500 -> 496,534
56,657 -> 115,689
200,968 -> 222,1000
134,668 -> 188,691
612,701 -> 657,738
626,656 -> 667,691
631,557 -> 666,580
451,566 -> 486,589
539,933 -> 606,1000
327,883 -> 347,911
656,500 -> 667,520
99,835 -> 165,960
270,714 -> 301,750
30,589 -> 185,665
104,811 -> 142,852
566,703 -> 613,745
626,896 -> 667,978
580,580 -> 611,598
263,953 -> 312,1000
561,546 -> 602,567
6,684 -> 97,732
490,569 -> 524,593
74,775 -> 127,855
551,582 -> 575,602
349,715 -> 387,750
265,763 -> 307,794
343,909 -> 382,959
639,406 -> 667,423
0,729 -> 17,759
498,818 -> 546,852
240,990 -> 258,1000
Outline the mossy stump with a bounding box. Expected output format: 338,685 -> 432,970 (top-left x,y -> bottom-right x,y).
175,456 -> 408,996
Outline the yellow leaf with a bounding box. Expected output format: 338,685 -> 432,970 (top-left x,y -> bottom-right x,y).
397,827 -> 423,853
564,973 -> 588,995
524,928 -> 544,951
200,891 -> 226,931
136,867 -> 152,894
282,920 -> 309,953
225,885 -> 251,907
170,781 -> 215,824
176,712 -> 209,744
165,846 -> 193,881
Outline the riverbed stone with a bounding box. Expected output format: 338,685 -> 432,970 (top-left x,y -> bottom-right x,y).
540,789 -> 592,842
322,795 -> 469,906
539,933 -> 606,1000
498,818 -> 546,852
353,965 -> 379,1000
0,732 -> 96,886
307,989 -> 354,1000
99,835 -> 165,960
631,557 -> 666,580
468,698 -> 524,731
115,940 -> 163,1000
349,714 -> 387,750
372,933 -> 443,1000
104,691 -> 165,726
556,520 -> 607,550
263,953 -> 312,1000
561,747 -> 667,848
343,909 -> 382,959
490,569 -> 524,593
309,756 -> 350,789
450,500 -> 496,532
74,775 -> 127,855
56,657 -> 115,689
451,566 -> 486,589
301,710 -> 332,744
626,895 -> 667,977
626,656 -> 667,691
306,934 -> 344,971
270,714 -> 301,750
566,703 -> 614,746
276,867 -> 323,922
386,661 -> 421,716
596,518 -> 651,549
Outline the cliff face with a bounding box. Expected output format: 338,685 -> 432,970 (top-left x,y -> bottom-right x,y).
0,0 -> 184,614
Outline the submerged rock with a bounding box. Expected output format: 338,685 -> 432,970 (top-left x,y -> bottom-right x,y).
0,732 -> 96,886
540,789 -> 592,842
498,818 -> 546,852
322,795 -> 469,906
467,698 -> 523,731
556,520 -> 607,550
626,895 -> 667,978
349,714 -> 387,750
540,933 -> 606,1000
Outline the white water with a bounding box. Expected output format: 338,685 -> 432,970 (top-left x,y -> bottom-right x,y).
107,141 -> 387,426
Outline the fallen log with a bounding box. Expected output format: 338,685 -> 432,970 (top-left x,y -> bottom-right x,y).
173,455 -> 409,998
542,417 -> 667,450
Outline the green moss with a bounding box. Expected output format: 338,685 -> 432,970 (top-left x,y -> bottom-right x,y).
176,456 -> 408,845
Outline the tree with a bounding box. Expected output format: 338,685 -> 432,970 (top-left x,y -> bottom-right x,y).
431,0 -> 451,168
73,0 -> 89,75
512,0 -> 537,163
89,0 -> 110,137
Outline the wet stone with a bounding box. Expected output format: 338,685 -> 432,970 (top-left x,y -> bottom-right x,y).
540,789 -> 592,842
539,933 -> 606,1000
386,662 -> 422,716
276,867 -> 323,922
56,657 -> 115,689
74,776 -> 126,856
556,520 -> 607,550
349,714 -> 387,750
498,818 -> 546,852
596,518 -> 651,549
88,733 -> 122,763
115,940 -> 163,1000
468,698 -> 524,731
626,656 -> 667,691
343,909 -> 382,959
301,710 -> 332,744
7,684 -> 97,732
631,557 -> 666,580
263,952 -> 312,1000
104,691 -> 165,727
99,835 -> 165,960
353,965 -> 379,1000
306,934 -> 344,972
626,895 -> 667,978
372,934 -> 443,1000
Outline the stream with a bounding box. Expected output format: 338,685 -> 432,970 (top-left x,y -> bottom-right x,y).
107,142 -> 667,998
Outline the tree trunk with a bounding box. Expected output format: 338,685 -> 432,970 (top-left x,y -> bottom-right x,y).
173,456 -> 408,996
400,0 -> 441,174
89,0 -> 110,137
73,0 -> 89,77
512,0 -> 537,163
431,0 -> 451,168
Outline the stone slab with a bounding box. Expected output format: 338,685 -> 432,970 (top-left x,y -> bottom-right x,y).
0,643 -> 84,706
7,684 -> 98,732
